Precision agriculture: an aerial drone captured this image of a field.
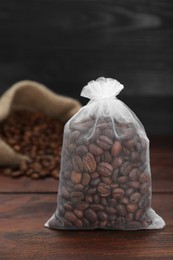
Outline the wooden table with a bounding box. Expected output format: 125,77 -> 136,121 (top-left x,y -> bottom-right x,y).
0,137 -> 173,260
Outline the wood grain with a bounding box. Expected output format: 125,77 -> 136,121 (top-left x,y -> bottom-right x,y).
0,0 -> 172,95
0,0 -> 173,134
0,194 -> 172,260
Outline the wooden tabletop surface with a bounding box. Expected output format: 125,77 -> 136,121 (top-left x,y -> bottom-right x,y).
0,137 -> 173,260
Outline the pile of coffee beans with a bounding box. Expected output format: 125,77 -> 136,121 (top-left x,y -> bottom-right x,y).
0,111 -> 64,179
50,116 -> 152,230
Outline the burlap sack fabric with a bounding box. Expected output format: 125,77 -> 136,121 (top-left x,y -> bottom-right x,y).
0,80 -> 81,167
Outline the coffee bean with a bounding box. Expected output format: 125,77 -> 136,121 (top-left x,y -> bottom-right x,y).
83,153 -> 97,173
112,188 -> 125,199
97,162 -> 113,177
98,183 -> 111,197
130,192 -> 141,204
70,191 -> 84,204
112,156 -> 123,168
118,176 -> 128,184
72,156 -> 83,172
127,204 -> 138,213
75,202 -> 89,211
84,209 -> 97,223
61,186 -> 70,199
74,209 -> 84,218
101,151 -> 112,163
76,145 -> 88,156
128,181 -> 140,189
129,168 -> 139,181
74,184 -> 84,191
75,219 -> 83,227
139,172 -> 150,184
71,171 -> 82,184
105,207 -> 117,214
63,203 -> 73,211
117,204 -> 127,217
81,173 -> 91,186
89,143 -> 103,156
96,135 -> 113,150
101,176 -> 112,185
111,141 -> 122,157
64,212 -> 77,223
98,212 -> 108,221
90,204 -> 104,211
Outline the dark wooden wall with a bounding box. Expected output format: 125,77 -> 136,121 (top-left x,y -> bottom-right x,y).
0,0 -> 173,135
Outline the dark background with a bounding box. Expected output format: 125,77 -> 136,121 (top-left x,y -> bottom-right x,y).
0,0 -> 173,135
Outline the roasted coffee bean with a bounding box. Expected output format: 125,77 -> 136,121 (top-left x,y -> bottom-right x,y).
140,183 -> 150,195
128,181 -> 140,189
82,172 -> 91,186
105,207 -> 117,215
91,171 -> 99,179
84,209 -> 98,223
64,212 -> 77,223
61,186 -> 70,199
120,197 -> 129,205
75,219 -> 83,227
101,151 -> 112,163
117,204 -> 127,217
98,183 -> 111,197
135,209 -> 144,221
127,204 -> 138,213
75,202 -> 89,211
97,162 -> 113,177
96,135 -> 113,150
130,192 -> 141,204
83,153 -> 97,173
98,212 -> 108,221
72,156 -> 83,172
126,188 -> 134,197
111,141 -> 122,157
71,171 -> 82,184
74,209 -> 83,218
90,204 -> 104,211
101,176 -> 112,185
112,156 -> 123,168
74,184 -> 84,191
90,178 -> 100,187
70,191 -> 84,203
126,213 -> 134,222
118,176 -> 128,184
93,194 -> 100,203
116,216 -> 126,227
63,203 -> 73,211
76,145 -> 88,156
123,138 -> 136,149
85,195 -> 93,204
103,128 -> 114,139
89,143 -> 103,156
139,172 -> 150,184
112,188 -> 125,199
112,169 -> 118,182
129,168 -> 139,181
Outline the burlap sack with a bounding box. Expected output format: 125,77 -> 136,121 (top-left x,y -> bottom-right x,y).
0,80 -> 81,167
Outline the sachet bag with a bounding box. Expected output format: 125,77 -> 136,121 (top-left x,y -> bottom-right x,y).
45,77 -> 165,230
